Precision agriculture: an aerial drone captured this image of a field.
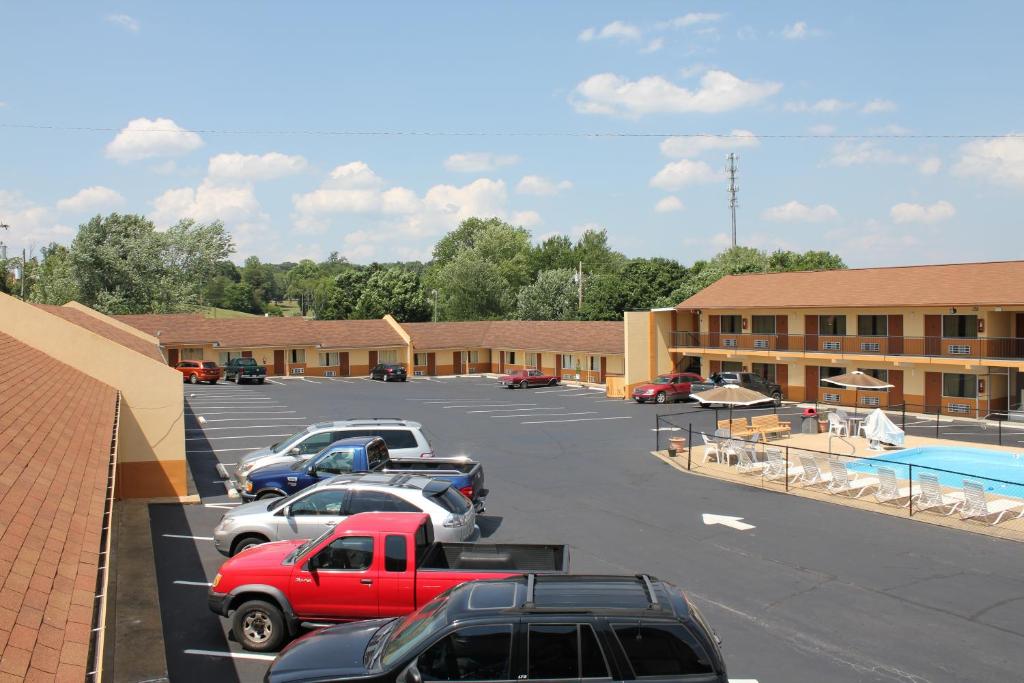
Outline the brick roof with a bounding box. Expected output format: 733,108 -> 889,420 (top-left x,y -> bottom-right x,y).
405,321 -> 624,355
116,315 -> 406,349
677,260 -> 1024,310
35,305 -> 165,363
0,332 -> 116,681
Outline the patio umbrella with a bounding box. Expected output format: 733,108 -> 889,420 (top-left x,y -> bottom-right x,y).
822,370 -> 894,415
692,384 -> 774,436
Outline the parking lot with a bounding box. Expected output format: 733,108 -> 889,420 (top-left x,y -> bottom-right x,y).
155,375 -> 1024,682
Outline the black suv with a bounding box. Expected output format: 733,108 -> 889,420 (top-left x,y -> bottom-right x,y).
370,363 -> 407,382
266,574 -> 727,683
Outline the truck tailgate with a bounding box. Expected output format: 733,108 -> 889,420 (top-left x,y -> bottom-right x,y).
419,543 -> 568,572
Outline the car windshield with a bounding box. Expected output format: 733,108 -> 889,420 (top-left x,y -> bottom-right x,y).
379,590 -> 452,667
652,376 -> 672,385
271,427 -> 312,453
267,494 -> 292,512
284,527 -> 334,565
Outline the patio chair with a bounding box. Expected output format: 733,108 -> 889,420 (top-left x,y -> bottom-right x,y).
959,481 -> 1024,526
794,455 -> 832,487
701,433 -> 723,464
827,412 -> 848,436
911,473 -> 965,515
763,446 -> 804,483
873,467 -> 920,507
827,461 -> 880,498
733,444 -> 765,474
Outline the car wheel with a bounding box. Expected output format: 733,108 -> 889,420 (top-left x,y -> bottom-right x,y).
549,378 -> 558,386
189,374 -> 199,384
255,490 -> 282,500
257,378 -> 265,384
210,379 -> 218,385
519,380 -> 529,389
772,391 -> 782,407
634,398 -> 644,404
232,600 -> 285,652
655,392 -> 667,404
231,535 -> 268,556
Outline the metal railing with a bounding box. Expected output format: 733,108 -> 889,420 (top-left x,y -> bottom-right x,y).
671,331 -> 1024,361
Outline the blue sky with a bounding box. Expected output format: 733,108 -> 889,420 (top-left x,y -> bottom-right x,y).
1,2 -> 1022,267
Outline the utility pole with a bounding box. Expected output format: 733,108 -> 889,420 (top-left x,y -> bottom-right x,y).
0,221 -> 8,262
727,153 -> 739,248
577,261 -> 583,310
431,289 -> 438,322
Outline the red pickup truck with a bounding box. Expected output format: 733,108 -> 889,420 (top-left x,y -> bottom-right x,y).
208,512 -> 568,651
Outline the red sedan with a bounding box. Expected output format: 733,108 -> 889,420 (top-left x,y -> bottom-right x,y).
632,372 -> 704,404
175,360 -> 222,384
499,368 -> 559,388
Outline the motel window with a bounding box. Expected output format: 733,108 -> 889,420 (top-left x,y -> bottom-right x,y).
721,361 -> 743,372
526,352 -> 539,368
942,315 -> 978,338
720,315 -> 743,334
319,352 -> 339,367
819,315 -> 847,336
290,349 -> 305,364
752,363 -> 777,384
561,354 -> 575,370
857,315 -> 888,336
589,355 -> 601,372
858,368 -> 889,382
414,353 -> 428,366
751,316 -> 776,335
943,373 -> 977,399
218,351 -> 242,365
819,366 -> 846,388
467,350 -> 480,364
378,349 -> 399,364
181,347 -> 204,361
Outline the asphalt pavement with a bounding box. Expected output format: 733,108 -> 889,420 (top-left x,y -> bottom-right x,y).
153,375 -> 1024,682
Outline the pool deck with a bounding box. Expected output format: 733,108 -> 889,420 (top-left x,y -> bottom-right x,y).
656,431 -> 1024,543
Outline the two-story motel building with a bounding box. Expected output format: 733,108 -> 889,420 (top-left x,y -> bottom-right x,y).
625,261 -> 1024,418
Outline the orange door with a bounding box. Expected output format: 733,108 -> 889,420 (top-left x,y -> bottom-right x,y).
888,314 -> 904,354
924,372 -> 942,412
273,350 -> 285,375
925,315 -> 941,355
426,353 -> 436,376
804,365 -> 818,402
889,369 -> 904,406
775,315 -> 788,351
804,315 -> 818,352
167,348 -> 179,366
776,364 -> 788,398
338,352 -> 350,377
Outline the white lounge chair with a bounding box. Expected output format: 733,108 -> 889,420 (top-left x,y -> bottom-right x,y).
701,433 -> 723,464
794,455 -> 832,487
827,461 -> 880,498
734,445 -> 765,474
827,412 -> 848,436
873,467 -> 920,507
912,473 -> 965,515
959,481 -> 1024,526
763,447 -> 804,483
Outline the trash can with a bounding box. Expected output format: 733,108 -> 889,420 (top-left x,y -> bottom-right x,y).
801,407 -> 820,434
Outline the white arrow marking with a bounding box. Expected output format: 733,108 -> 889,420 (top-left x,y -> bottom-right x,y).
652,427 -> 681,432
702,514 -> 755,531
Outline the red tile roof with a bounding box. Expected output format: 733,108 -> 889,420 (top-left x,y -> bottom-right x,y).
0,332 -> 116,681
677,260 -> 1024,310
404,321 -> 625,355
35,305 -> 165,363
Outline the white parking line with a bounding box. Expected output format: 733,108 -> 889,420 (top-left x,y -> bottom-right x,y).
467,407 -> 567,413
198,416 -> 306,422
162,534 -> 214,541
265,378 -> 284,385
184,649 -> 277,661
299,377 -> 322,384
186,405 -> 288,410
443,403 -> 537,409
204,503 -> 241,509
492,411 -> 597,418
174,580 -> 212,587
532,388 -> 578,394
521,416 -> 633,425
187,397 -> 274,401
186,433 -> 291,441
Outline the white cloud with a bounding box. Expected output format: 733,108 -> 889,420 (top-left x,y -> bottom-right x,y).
443,152 -> 520,173
809,124 -> 836,135
105,117 -> 203,162
918,156 -> 942,175
515,175 -> 573,196
578,20 -> 642,42
678,63 -> 709,78
650,160 -> 722,189
0,101 -> 7,108
641,38 -> 664,54
862,99 -> 897,114
736,25 -> 757,40
784,98 -> 851,113
572,70 -> 781,117
419,179 -> 508,227
511,210 -> 542,227
151,180 -> 271,255
952,135 -> 1024,187
890,200 -> 956,224
56,186 -> 125,213
291,161 -> 420,216
782,21 -> 821,39
761,200 -> 838,223
106,14 -> 139,32
659,13 -> 723,29
660,129 -> 758,158
207,152 -> 308,181
654,196 -> 684,213
827,141 -> 910,166
0,191 -> 74,251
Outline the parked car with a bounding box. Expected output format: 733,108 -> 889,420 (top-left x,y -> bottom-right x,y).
498,368 -> 559,388
208,512 -> 569,651
239,436 -> 488,513
214,473 -> 479,556
265,573 -> 727,683
223,357 -> 267,384
632,372 -> 704,404
370,363 -> 407,382
691,371 -> 783,406
230,419 -> 434,482
174,360 -> 221,385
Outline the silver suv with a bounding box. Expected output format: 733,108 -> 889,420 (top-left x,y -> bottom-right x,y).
229,418 -> 432,484
213,473 -> 478,556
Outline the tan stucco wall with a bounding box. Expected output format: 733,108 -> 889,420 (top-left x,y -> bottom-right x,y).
624,311 -> 651,385
0,295 -> 186,499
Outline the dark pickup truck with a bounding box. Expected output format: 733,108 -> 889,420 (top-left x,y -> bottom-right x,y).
224,357 -> 267,384
691,371 -> 783,406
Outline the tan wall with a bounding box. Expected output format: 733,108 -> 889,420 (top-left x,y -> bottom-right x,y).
652,311 -> 674,376
606,355 -> 625,375
1,295 -> 186,499
624,310 -> 652,386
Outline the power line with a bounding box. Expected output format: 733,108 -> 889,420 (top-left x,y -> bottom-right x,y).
0,122 -> 1021,139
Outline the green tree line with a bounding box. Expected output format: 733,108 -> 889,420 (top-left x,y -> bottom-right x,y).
6,212 -> 846,320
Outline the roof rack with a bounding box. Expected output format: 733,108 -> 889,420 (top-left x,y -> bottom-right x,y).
525,574 -> 536,607
515,574 -> 665,613
639,574 -> 659,607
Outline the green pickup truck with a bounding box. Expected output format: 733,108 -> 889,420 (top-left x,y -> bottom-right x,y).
223,357 -> 267,384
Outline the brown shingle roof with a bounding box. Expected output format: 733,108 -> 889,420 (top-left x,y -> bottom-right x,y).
35,305 -> 165,363
402,322 -> 494,349
405,321 -> 624,355
677,260 -> 1024,310
0,332 -> 116,681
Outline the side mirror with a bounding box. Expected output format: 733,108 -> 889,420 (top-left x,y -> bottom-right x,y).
289,447 -> 301,456
279,505 -> 291,517
403,665 -> 422,683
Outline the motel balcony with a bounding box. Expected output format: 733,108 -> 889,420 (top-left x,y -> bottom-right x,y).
671,331 -> 1024,363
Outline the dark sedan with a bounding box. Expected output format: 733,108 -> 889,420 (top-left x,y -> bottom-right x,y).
370,363 -> 407,382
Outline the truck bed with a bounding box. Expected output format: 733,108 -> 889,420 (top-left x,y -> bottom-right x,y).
383,458 -> 477,474
419,542 -> 568,572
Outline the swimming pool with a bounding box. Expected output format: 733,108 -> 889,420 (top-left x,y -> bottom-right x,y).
849,445 -> 1024,492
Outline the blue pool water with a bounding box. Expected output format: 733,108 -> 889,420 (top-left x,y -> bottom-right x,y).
848,446 -> 1024,492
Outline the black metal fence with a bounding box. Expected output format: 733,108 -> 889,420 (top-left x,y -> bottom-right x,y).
809,402 -> 1023,447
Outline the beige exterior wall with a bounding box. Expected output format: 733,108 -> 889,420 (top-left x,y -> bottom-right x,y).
0,295 -> 186,499
624,310 -> 652,386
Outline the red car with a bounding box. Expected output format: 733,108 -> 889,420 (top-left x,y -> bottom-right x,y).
208,512 -> 568,651
499,368 -> 559,388
174,360 -> 222,384
632,371 -> 704,404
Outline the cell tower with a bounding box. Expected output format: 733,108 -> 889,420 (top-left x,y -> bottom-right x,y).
726,153 -> 738,248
